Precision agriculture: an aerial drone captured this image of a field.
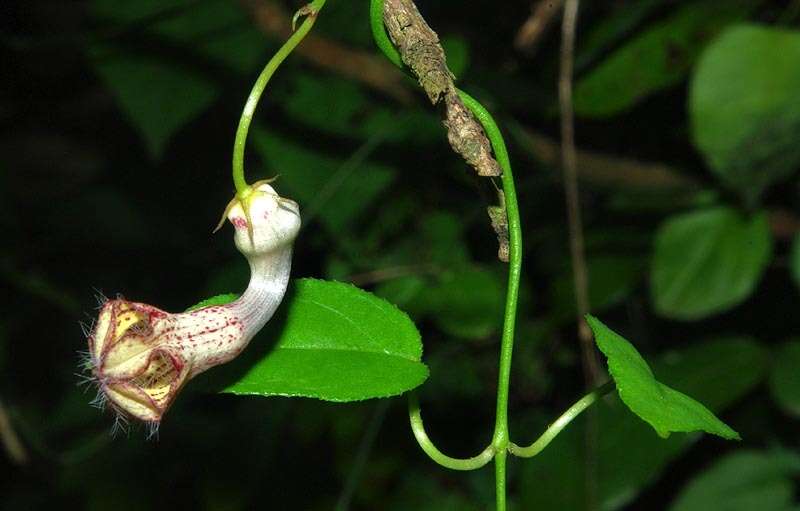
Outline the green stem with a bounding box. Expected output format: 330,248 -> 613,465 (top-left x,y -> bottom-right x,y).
231,0 -> 328,195
457,91 -> 521,446
460,91 -> 521,511
509,381 -> 615,458
369,3 -> 522,508
494,448 -> 507,511
408,392 -> 495,471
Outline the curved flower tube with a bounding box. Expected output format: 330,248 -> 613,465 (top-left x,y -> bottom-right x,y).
85,183 -> 300,424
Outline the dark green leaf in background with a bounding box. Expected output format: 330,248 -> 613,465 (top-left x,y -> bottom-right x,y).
520,337 -> 767,511
278,73 -> 440,144
690,24 -> 800,203
252,129 -> 396,234
441,35 -> 470,79
768,341 -> 800,418
587,315 -> 739,439
575,0 -> 665,71
88,0 -> 264,158
669,450 -> 800,511
90,0 -> 264,73
551,255 -> 644,322
224,278 -> 428,401
90,49 -> 217,159
426,266 -> 504,340
651,207 -> 772,320
791,234 -> 800,289
573,0 -> 758,118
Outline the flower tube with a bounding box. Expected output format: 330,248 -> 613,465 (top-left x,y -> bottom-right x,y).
85,183 -> 300,424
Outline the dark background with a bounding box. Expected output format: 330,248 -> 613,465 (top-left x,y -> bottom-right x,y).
2,0 -> 799,509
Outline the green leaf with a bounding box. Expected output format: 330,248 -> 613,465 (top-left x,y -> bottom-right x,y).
90,47 -> 216,158
769,342 -> 800,417
669,450 -> 800,511
576,0 -> 665,70
88,0 -> 264,158
691,24 -> 800,203
426,266 -> 504,340
587,315 -> 739,439
185,293 -> 239,312
251,129 -> 396,234
278,73 -> 441,144
223,279 -> 428,401
552,255 -> 645,321
520,337 -> 767,511
90,0 -> 264,73
441,35 -> 470,79
651,206 -> 772,320
574,0 -> 758,118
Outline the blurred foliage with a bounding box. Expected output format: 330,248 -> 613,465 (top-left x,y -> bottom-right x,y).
2,0 -> 800,510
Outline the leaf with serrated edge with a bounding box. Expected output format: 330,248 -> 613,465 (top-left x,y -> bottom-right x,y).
223,279 -> 428,401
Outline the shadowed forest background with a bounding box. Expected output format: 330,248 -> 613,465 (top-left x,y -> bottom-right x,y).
2,0 -> 800,509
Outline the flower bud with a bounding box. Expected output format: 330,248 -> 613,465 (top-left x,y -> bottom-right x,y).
85,183 -> 300,425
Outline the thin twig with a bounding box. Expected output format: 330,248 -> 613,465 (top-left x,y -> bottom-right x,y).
559,0 -> 597,381
509,123 -> 699,190
560,2 -> 600,510
515,0 -> 566,55
345,264 -> 439,287
0,399 -> 29,465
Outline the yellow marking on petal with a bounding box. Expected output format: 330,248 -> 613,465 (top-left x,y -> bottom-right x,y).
114,310 -> 146,339
91,306 -> 113,358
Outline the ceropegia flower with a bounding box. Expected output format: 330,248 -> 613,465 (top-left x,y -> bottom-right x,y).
84,182 -> 300,426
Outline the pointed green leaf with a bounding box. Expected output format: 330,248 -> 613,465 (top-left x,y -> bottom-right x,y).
651,206 -> 772,320
520,337 -> 767,511
574,0 -> 758,118
587,315 -> 739,439
223,279 -> 428,401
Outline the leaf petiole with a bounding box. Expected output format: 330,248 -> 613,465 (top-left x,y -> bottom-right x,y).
509,381 -> 615,458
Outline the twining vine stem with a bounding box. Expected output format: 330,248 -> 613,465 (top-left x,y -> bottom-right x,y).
369,1 -> 612,510
232,1 -> 611,509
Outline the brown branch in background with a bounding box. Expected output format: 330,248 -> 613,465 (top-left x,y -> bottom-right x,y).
0,399 -> 28,466
241,0 -> 413,104
512,125 -> 699,190
559,0 -> 598,383
515,0 -> 566,55
768,210 -> 800,240
345,263 -> 440,287
560,2 -> 599,511
381,0 -> 501,178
